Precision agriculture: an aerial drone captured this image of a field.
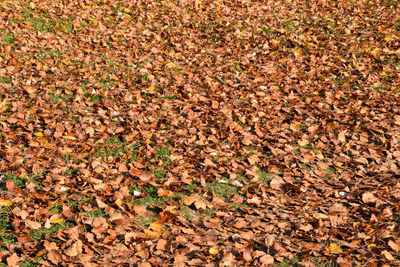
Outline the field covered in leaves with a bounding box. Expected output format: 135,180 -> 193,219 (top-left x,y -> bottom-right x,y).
0,0 -> 399,265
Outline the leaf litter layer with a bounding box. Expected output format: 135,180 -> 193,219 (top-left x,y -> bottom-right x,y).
0,0 -> 399,265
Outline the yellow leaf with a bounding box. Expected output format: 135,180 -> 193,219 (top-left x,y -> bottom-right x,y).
384,35 -> 392,42
181,195 -> 200,206
115,198 -> 123,206
313,213 -> 329,220
294,49 -> 303,57
144,229 -> 162,240
0,200 -> 13,207
34,132 -> 44,137
326,243 -> 343,254
123,8 -> 131,13
49,218 -> 64,224
62,135 -> 76,140
209,247 -> 219,255
165,62 -> 180,69
149,222 -> 162,232
88,18 -> 97,23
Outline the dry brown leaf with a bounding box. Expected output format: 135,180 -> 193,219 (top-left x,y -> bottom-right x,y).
388,240 -> 400,252
25,220 -> 42,230
6,253 -> 19,266
362,192 -> 377,204
259,254 -> 274,265
48,250 -> 63,265
65,240 -> 83,257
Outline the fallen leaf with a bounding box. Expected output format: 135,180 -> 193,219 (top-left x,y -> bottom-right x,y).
313,213 -> 329,220
259,254 -> 274,265
209,247 -> 219,255
48,250 -> 62,265
133,205 -> 147,215
65,240 -> 83,257
388,240 -> 400,252
25,220 -> 42,230
62,135 -> 77,140
156,239 -> 168,250
181,195 -> 200,206
362,192 -> 377,204
149,222 -> 163,232
338,131 -> 346,142
49,218 -> 64,224
326,243 -> 343,254
6,253 -> 19,266
0,200 -> 13,207
382,250 -> 394,261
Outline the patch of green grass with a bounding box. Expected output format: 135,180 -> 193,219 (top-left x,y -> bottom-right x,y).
257,170 -> 275,185
87,208 -> 107,218
29,223 -> 70,240
30,173 -> 44,187
0,233 -> 16,244
135,213 -> 158,227
312,258 -> 337,267
130,196 -> 171,207
2,34 -> 14,44
382,75 -> 395,84
294,144 -> 314,153
0,77 -> 11,84
179,206 -> 194,221
129,186 -> 141,196
20,259 -> 41,267
28,18 -> 56,33
0,172 -> 26,189
207,182 -> 238,199
229,202 -> 250,209
199,208 -> 217,218
182,183 -> 200,192
143,184 -> 158,197
159,95 -> 177,100
84,93 -> 102,102
157,145 -> 171,165
152,168 -> 168,179
333,76 -> 347,85
66,198 -> 79,208
0,208 -> 8,232
0,208 -> 14,245
49,201 -> 63,213
274,256 -> 300,266
396,21 -> 400,31
64,168 -> 77,176
94,137 -> 140,161
300,163 -> 314,172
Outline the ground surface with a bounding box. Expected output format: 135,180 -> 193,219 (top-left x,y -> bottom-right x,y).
0,0 -> 400,266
